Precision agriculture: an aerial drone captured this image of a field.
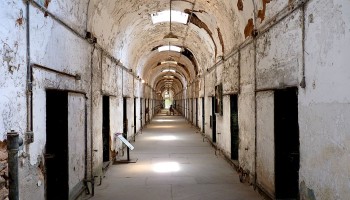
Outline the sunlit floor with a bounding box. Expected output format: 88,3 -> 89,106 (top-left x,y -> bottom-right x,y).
90,111 -> 262,200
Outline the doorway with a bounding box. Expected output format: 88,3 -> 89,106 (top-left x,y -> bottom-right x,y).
134,98 -> 137,134
102,96 -> 110,162
144,99 -> 147,124
46,90 -> 69,200
140,98 -> 143,128
230,95 -> 239,160
211,96 -> 216,143
202,97 -> 205,132
123,97 -> 128,139
274,88 -> 299,199
195,98 -> 198,127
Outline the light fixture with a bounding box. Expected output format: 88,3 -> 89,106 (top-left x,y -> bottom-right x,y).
164,0 -> 179,41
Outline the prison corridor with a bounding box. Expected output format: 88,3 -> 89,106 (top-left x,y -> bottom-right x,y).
90,110 -> 262,200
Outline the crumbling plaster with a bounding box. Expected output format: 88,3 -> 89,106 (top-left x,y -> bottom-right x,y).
256,91 -> 275,196
0,1 -> 27,141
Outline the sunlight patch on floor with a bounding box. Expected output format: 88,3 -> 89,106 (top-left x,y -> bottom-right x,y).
147,135 -> 178,141
152,162 -> 180,173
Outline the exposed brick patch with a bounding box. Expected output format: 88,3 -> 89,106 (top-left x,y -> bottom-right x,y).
0,141 -> 8,200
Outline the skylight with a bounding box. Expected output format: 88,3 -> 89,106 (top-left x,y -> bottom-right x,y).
158,45 -> 182,52
151,10 -> 189,24
161,61 -> 177,65
162,69 -> 176,73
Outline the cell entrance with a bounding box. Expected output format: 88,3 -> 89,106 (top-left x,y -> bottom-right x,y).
202,97 -> 205,132
230,94 -> 239,160
45,90 -> 69,200
102,96 -> 110,162
123,97 -> 128,138
211,96 -> 216,143
134,97 -> 137,134
274,88 -> 300,199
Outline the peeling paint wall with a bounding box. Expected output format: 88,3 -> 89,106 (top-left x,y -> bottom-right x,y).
256,91 -> 275,196
0,1 -> 27,147
299,1 -> 350,199
199,1 -> 350,199
68,93 -> 85,197
238,44 -> 255,179
256,10 -> 302,90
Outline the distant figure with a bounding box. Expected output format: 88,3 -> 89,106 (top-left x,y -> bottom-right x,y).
169,105 -> 174,115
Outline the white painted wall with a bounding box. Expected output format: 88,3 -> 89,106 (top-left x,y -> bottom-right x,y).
238,44 -> 255,178
68,93 -> 86,196
256,91 -> 275,196
299,1 -> 350,199
0,1 -> 27,143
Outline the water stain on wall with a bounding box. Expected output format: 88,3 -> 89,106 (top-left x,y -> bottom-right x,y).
258,0 -> 271,22
185,9 -> 218,59
237,0 -> 244,11
244,18 -> 254,38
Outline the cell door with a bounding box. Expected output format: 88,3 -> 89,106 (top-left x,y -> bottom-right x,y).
274,88 -> 299,199
134,98 -> 137,134
195,98 -> 198,127
211,96 -> 216,143
102,96 -> 110,162
46,90 -> 69,200
140,98 -> 143,128
123,97 -> 128,138
230,95 -> 239,160
202,97 -> 205,133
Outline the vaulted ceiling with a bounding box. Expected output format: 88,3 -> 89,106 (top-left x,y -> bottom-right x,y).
87,0 -> 257,96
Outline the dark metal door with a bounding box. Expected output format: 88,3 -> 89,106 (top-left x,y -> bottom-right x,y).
275,88 -> 299,199
134,98 -> 137,134
212,96 -> 216,143
46,90 -> 68,200
202,97 -> 205,132
123,97 -> 128,138
230,95 -> 239,160
195,98 -> 198,127
102,96 -> 110,162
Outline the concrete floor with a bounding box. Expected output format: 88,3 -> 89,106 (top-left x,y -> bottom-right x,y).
90,111 -> 263,200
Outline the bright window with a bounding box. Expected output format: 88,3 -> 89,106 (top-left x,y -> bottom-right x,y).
162,69 -> 176,73
151,10 -> 189,24
158,45 -> 182,52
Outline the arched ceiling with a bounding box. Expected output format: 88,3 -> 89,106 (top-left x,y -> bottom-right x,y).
88,0 -> 256,96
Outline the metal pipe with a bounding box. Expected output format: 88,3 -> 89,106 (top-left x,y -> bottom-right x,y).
29,0 -> 86,40
7,131 -> 21,200
26,0 -> 33,139
300,3 -> 306,88
31,64 -> 80,80
84,96 -> 88,194
253,39 -> 258,190
89,44 -> 96,196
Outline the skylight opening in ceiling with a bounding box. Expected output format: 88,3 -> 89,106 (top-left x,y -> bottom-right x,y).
158,45 -> 182,52
151,10 -> 189,24
161,61 -> 177,65
162,69 -> 176,73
